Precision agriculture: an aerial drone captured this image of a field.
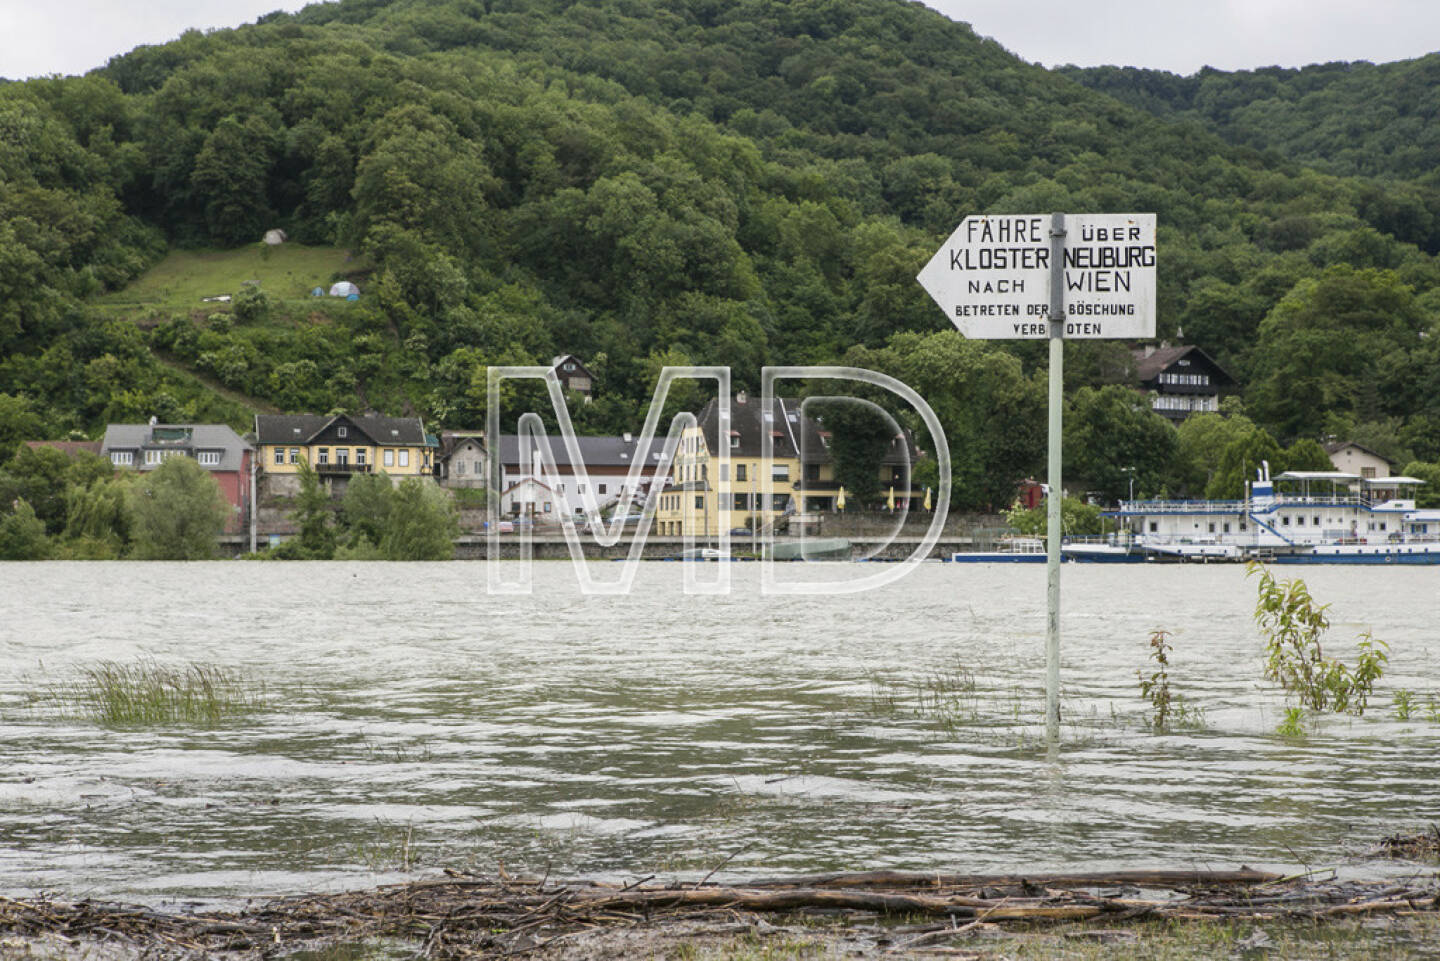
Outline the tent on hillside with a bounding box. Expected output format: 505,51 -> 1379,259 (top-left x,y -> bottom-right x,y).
263,228 -> 288,246
328,281 -> 360,299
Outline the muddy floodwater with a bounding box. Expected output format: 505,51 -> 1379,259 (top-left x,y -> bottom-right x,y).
1,560 -> 1437,904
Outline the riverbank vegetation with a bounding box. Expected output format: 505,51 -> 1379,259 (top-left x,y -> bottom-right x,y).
4,0 -> 1440,531
0,447 -> 231,560
255,462 -> 460,560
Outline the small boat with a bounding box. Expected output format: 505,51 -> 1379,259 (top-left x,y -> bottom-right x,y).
1061,540 -> 1150,563
951,536 -> 1047,563
767,537 -> 851,561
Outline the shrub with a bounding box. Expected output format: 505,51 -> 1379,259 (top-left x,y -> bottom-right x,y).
1249,561 -> 1387,722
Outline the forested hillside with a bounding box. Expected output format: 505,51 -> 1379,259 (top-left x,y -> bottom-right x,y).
1061,56 -> 1440,182
3,0 -> 1439,514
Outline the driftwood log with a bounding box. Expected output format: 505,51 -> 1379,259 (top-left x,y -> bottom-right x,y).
2,867 -> 1437,958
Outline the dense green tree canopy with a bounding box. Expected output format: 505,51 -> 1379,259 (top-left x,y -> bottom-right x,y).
381,477 -> 459,560
126,455 -> 231,559
1063,385 -> 1178,503
0,500 -> 51,560
1,0 -> 1438,513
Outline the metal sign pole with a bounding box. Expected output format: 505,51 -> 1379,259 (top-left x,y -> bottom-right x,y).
916,209 -> 1155,742
1045,212 -> 1066,741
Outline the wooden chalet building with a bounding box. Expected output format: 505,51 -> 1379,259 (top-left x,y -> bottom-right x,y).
1132,344 -> 1234,422
551,354 -> 595,401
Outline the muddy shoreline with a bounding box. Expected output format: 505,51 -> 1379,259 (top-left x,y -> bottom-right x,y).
4,865 -> 1439,959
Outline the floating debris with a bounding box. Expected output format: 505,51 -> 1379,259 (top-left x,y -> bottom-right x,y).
1375,824 -> 1440,860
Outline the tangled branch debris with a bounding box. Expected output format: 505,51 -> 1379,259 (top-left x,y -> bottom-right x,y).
2,868 -> 1437,959
1375,825 -> 1440,860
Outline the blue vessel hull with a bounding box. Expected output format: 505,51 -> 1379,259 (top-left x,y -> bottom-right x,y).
1270,551 -> 1440,565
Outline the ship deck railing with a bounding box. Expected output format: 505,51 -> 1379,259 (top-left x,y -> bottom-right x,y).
1119,493 -> 1392,513
1116,499 -> 1246,514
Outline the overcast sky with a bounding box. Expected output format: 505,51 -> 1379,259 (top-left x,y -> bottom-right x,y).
2,0 -> 1437,81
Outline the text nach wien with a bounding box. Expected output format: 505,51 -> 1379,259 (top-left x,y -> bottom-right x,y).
947,217 -> 1155,337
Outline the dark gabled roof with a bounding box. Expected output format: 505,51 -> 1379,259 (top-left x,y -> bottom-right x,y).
1132,344 -> 1235,386
496,434 -> 664,470
254,413 -> 426,447
694,395 -> 803,459
25,440 -> 102,458
1324,440 -> 1390,461
787,398 -> 919,466
439,431 -> 486,459
550,353 -> 592,374
695,396 -> 918,465
255,414 -> 329,445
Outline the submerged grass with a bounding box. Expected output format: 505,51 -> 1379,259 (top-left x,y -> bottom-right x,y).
47,659 -> 267,726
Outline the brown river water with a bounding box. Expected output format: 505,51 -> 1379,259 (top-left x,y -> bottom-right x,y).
0,560 -> 1437,905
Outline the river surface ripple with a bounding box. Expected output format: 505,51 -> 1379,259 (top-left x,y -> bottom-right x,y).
0,560 -> 1437,903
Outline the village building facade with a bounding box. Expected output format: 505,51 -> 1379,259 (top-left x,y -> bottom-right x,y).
254,413 -> 432,495
100,423 -> 253,532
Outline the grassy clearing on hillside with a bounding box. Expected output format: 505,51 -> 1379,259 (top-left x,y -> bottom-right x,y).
97,243 -> 362,318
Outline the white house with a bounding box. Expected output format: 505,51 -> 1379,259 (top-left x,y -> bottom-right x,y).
496,433 -> 666,518
1326,441 -> 1392,480
438,431 -> 487,489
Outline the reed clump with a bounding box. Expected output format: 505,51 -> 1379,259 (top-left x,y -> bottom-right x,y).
52,659 -> 267,726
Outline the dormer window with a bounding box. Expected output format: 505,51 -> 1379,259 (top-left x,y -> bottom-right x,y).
338,427 -> 347,439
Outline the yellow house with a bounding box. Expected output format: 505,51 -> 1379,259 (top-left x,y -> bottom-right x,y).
654,394 -> 926,539
254,413 -> 433,494
653,394 -> 796,539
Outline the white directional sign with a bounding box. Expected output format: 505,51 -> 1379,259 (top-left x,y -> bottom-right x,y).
917,213 -> 1156,339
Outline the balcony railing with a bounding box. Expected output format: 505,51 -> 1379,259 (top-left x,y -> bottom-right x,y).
315,462 -> 373,473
